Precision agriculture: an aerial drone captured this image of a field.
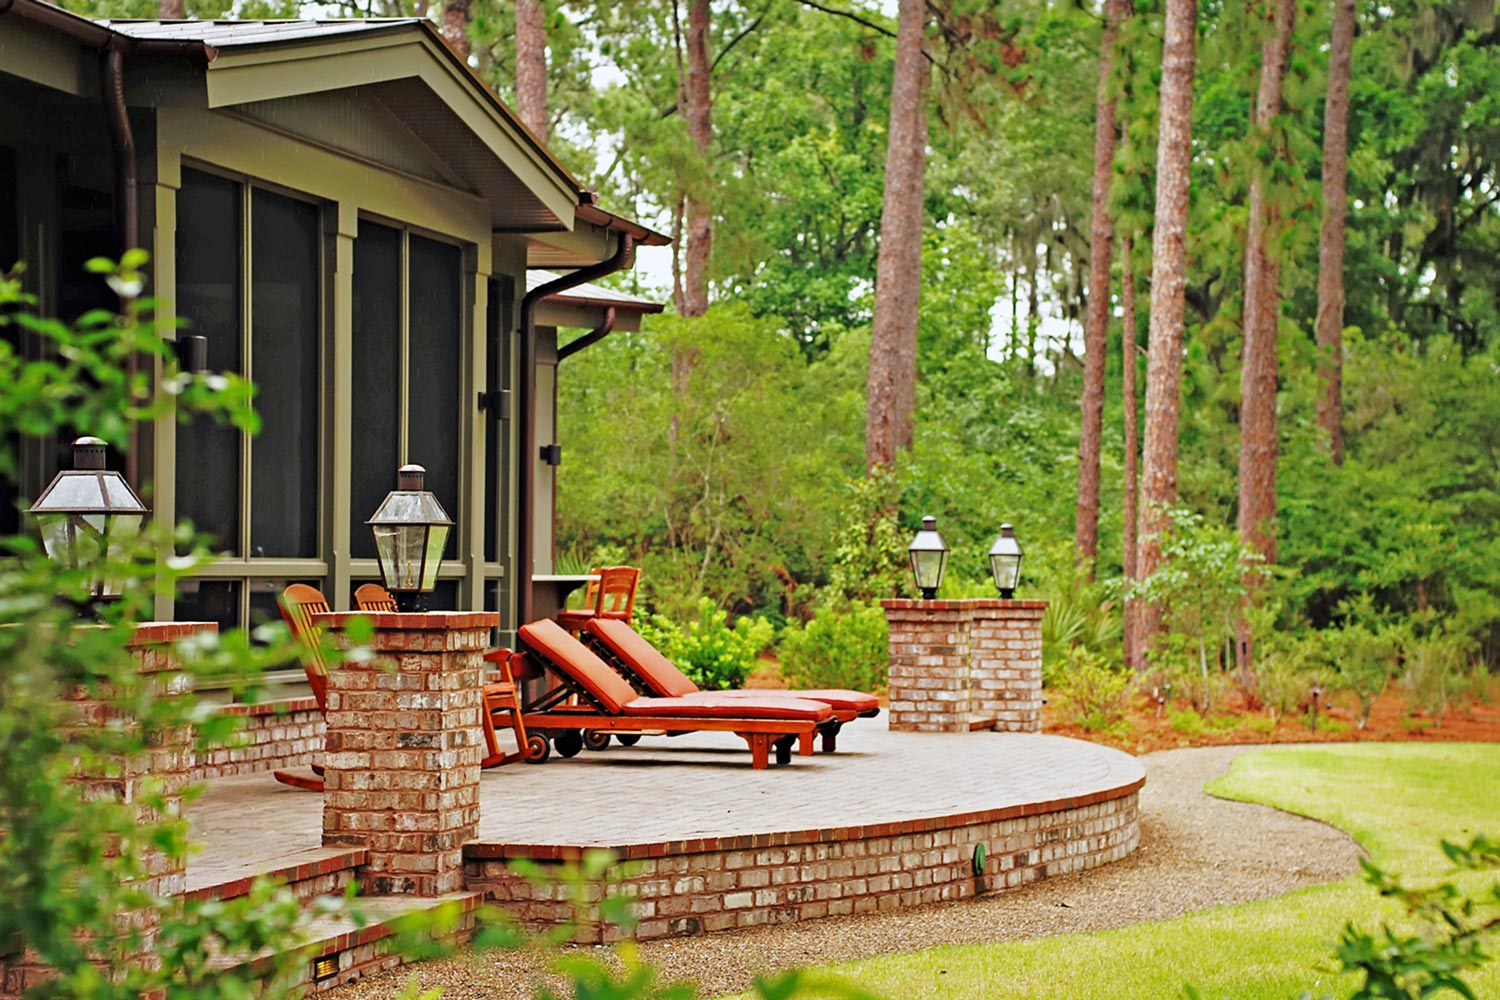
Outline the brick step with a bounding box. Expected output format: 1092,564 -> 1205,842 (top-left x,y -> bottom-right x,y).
213,891 -> 482,994
182,846 -> 368,904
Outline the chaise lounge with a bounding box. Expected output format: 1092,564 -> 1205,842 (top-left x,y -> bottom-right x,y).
580,617 -> 880,752
514,618 -> 836,769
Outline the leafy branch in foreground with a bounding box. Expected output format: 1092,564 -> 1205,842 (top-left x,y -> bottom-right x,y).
1334,835 -> 1500,1000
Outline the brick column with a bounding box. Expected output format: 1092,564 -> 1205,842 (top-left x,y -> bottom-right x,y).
881,600 -> 972,732
968,600 -> 1046,732
2,622 -> 210,999
315,611 -> 496,897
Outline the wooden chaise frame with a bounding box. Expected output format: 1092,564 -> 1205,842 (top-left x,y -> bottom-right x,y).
514,619 -> 834,770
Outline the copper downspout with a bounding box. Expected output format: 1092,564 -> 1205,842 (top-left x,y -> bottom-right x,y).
555,305 -> 616,363
102,41 -> 140,485
515,234 -> 634,624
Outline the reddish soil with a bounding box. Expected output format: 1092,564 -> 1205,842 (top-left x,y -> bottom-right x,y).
746,656 -> 1500,753
1045,685 -> 1500,755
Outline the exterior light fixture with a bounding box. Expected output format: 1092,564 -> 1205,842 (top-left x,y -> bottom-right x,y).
29,436 -> 148,604
366,464 -> 453,612
987,523 -> 1024,599
907,515 -> 948,601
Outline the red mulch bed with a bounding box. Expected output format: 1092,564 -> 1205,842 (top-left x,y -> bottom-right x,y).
1046,685 -> 1500,755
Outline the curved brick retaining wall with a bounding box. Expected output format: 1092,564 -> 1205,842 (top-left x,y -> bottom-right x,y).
464,772 -> 1142,942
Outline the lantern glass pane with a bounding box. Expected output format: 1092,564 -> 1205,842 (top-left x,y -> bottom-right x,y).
990,554 -> 1022,592
99,514 -> 143,596
421,524 -> 449,590
373,523 -> 431,591
910,549 -> 946,591
38,514 -> 84,568
34,473 -> 109,513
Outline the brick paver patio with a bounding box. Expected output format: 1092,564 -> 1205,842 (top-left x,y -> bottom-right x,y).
188,724 -> 1142,889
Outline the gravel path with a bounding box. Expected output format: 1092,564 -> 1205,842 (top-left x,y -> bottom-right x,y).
332,745 -> 1362,999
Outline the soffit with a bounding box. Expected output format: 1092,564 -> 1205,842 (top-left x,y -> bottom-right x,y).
107,21 -> 578,232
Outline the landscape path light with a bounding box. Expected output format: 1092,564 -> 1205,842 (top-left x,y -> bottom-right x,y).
29,436 -> 147,605
988,523 -> 1024,599
907,515 -> 949,600
367,464 -> 453,612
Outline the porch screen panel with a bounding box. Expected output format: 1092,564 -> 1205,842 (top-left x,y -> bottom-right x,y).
350,221 -> 401,559
406,234 -> 461,558
483,275 -> 513,563
248,189 -> 320,558
0,146 -> 16,538
174,169 -> 242,555
0,145 -> 15,272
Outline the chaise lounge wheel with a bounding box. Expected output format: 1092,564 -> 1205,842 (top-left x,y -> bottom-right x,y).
774,735 -> 795,765
582,729 -> 611,752
523,734 -> 551,763
615,734 -> 642,747
554,729 -> 584,758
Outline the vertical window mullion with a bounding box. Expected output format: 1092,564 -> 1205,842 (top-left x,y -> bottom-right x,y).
240,183 -> 254,564
399,231 -> 410,462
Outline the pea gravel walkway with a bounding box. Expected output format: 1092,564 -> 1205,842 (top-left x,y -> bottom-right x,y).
331,745 -> 1362,999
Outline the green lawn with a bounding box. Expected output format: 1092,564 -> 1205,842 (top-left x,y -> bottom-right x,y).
782,743 -> 1500,1000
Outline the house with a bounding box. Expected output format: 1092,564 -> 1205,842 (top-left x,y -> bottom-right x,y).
0,0 -> 667,642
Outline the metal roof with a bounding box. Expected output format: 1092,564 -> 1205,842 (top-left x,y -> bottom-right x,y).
98,18 -> 421,45
528,271 -> 664,313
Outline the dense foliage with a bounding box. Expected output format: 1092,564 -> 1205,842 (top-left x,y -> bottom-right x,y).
50,1 -> 1500,683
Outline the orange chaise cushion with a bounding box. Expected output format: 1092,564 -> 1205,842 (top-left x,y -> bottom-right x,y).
712,688 -> 880,714
584,618 -> 700,697
519,618 -> 642,713
621,694 -> 835,721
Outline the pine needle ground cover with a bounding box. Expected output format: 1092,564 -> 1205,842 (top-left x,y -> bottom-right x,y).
786,744 -> 1500,1000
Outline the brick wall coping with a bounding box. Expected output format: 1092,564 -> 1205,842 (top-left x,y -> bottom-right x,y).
463,774 -> 1144,862
880,599 -> 1048,611
128,620 -> 217,646
311,611 -> 500,631
215,696 -> 321,718
181,847 -> 368,903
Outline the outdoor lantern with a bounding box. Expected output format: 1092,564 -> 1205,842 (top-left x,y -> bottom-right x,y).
366,464 -> 454,612
29,436 -> 148,603
907,515 -> 949,600
988,523 -> 1024,599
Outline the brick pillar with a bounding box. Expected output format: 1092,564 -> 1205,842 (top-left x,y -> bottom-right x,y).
315,611 -> 496,897
968,600 -> 1046,732
881,600 -> 972,732
1,622 -> 210,999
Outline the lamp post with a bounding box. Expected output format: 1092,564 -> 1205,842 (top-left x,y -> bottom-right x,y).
987,523 -> 1024,599
366,464 -> 453,612
29,436 -> 148,608
907,515 -> 949,600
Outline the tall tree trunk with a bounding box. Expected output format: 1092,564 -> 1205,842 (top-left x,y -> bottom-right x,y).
1316,0 -> 1355,465
515,0 -> 549,141
1137,0 -> 1197,658
865,0 -> 929,471
442,0 -> 471,60
1236,0 -> 1296,668
682,0 -> 713,318
158,0 -> 184,18
1121,234 -> 1144,671
1075,0 -> 1128,574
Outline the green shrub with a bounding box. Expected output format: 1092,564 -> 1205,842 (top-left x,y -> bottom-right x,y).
1324,622 -> 1402,729
1170,709 -> 1206,735
1404,633 -> 1467,725
778,602 -> 889,693
1257,637 -> 1315,725
634,597 -> 774,691
1048,647 -> 1133,731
